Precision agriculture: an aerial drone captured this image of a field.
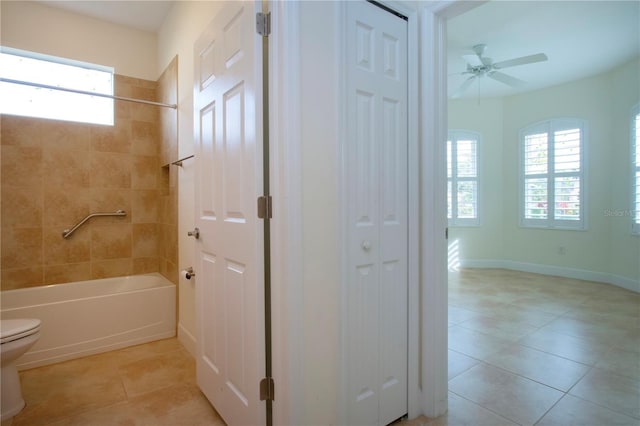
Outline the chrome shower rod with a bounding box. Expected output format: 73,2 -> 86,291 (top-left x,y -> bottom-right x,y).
0,78 -> 177,109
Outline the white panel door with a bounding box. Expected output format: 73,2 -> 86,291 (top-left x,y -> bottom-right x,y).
346,2 -> 408,425
193,2 -> 264,425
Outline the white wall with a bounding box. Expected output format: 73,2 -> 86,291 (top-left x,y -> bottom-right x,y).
298,2 -> 342,424
0,1 -> 157,80
156,1 -> 224,356
449,58 -> 640,289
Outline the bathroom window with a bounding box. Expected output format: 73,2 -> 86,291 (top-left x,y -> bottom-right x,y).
447,130 -> 481,226
520,118 -> 586,230
0,47 -> 114,125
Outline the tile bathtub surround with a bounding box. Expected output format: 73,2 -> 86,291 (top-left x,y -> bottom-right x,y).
0,74 -> 173,290
404,268 -> 639,426
5,338 -> 224,426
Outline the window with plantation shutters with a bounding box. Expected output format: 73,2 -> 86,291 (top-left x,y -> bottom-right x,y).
447,130 -> 480,226
633,105 -> 640,235
520,119 -> 586,229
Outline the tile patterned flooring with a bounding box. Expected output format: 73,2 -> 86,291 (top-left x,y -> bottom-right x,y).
3,338 -> 224,426
407,269 -> 640,426
3,269 -> 639,425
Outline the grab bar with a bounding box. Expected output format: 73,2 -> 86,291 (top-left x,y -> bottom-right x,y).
62,210 -> 127,239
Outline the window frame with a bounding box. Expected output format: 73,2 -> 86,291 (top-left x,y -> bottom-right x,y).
0,46 -> 114,126
632,104 -> 640,235
447,129 -> 481,227
519,118 -> 587,230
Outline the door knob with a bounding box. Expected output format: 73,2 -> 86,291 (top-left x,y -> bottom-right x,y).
187,227 -> 200,239
361,240 -> 372,251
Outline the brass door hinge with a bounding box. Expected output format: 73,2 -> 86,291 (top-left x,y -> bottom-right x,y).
257,195 -> 272,219
260,377 -> 275,401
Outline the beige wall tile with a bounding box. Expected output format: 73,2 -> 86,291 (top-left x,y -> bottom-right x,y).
132,223 -> 159,258
1,227 -> 42,269
91,259 -> 133,279
1,266 -> 44,290
90,189 -> 132,224
91,224 -> 132,260
1,145 -> 43,187
1,185 -> 43,228
43,147 -> 91,188
132,257 -> 160,274
1,115 -> 44,147
90,152 -> 132,189
43,187 -> 91,227
90,125 -> 132,154
132,156 -> 158,189
1,73 -> 171,290
44,227 -> 90,265
131,104 -> 158,123
132,190 -> 158,223
44,121 -> 91,151
44,262 -> 92,285
131,121 -> 159,155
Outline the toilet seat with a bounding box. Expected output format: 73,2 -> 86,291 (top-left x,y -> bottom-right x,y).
1,319 -> 41,345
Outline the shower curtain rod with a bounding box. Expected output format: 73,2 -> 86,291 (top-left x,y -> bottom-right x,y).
0,77 -> 177,109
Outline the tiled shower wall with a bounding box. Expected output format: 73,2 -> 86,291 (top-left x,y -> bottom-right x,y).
158,57 -> 179,285
1,72 -> 177,290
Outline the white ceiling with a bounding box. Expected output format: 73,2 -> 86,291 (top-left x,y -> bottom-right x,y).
448,0 -> 640,99
35,0 -> 640,100
38,1 -> 174,32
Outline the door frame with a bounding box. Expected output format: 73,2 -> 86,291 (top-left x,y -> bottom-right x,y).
268,0 -> 479,423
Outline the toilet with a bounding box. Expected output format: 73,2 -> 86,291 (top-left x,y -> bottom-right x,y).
0,318 -> 41,421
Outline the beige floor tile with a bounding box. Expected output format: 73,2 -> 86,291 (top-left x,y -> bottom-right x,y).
449,363 -> 563,425
543,316 -> 632,345
12,378 -> 127,426
448,349 -> 479,380
536,394 -> 639,426
484,344 -> 590,391
596,347 -> 640,380
569,368 -> 640,419
48,383 -> 224,426
518,327 -> 610,365
119,348 -> 196,398
456,315 -> 539,342
448,305 -> 478,326
489,304 -> 559,327
448,325 -> 512,360
402,392 -> 517,426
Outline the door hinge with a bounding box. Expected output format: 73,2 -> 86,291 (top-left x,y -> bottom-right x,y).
257,195 -> 272,219
260,377 -> 275,401
256,12 -> 271,36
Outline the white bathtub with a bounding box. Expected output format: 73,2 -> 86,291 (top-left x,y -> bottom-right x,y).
0,273 -> 176,370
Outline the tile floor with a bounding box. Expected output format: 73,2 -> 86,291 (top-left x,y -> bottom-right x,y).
4,269 -> 639,426
407,268 -> 640,426
3,338 -> 225,426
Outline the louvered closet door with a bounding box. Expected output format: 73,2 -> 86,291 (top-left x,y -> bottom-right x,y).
345,2 -> 409,425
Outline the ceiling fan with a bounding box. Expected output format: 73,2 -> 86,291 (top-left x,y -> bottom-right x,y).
451,44 -> 548,98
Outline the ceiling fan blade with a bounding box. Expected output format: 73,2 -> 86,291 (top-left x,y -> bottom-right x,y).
492,53 -> 548,69
462,54 -> 483,67
451,76 -> 476,98
488,71 -> 526,88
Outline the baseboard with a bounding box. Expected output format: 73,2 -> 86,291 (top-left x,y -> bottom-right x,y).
459,259 -> 640,293
177,322 -> 197,358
